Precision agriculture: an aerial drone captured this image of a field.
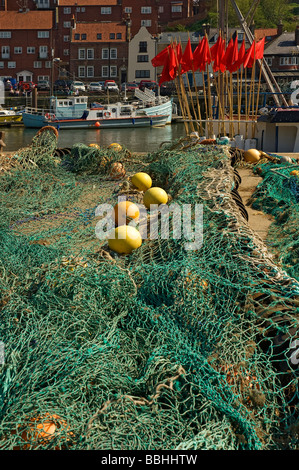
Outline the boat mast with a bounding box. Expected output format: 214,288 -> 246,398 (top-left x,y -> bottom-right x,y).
229,0 -> 288,107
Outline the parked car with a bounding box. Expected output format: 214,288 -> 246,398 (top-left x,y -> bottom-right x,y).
121,82 -> 139,92
139,80 -> 158,91
53,80 -> 73,92
104,80 -> 119,92
88,82 -> 103,92
37,80 -> 50,91
71,81 -> 86,92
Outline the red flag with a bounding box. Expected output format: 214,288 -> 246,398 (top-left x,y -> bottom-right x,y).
152,45 -> 171,67
231,39 -> 245,71
210,35 -> 225,72
192,38 -> 203,70
243,41 -> 255,68
223,38 -> 234,72
159,45 -> 177,85
255,37 -> 265,60
176,42 -> 183,65
180,38 -> 193,74
227,37 -> 239,72
196,36 -> 211,72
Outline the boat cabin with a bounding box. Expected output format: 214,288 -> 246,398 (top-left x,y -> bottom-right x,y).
50,95 -> 88,118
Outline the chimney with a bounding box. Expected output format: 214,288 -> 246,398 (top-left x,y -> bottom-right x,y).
296,25 -> 299,45
277,20 -> 283,36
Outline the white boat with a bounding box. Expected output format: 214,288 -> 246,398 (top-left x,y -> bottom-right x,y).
22,92 -> 173,129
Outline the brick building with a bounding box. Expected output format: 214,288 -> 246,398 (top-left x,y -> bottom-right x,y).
70,19 -> 128,83
0,9 -> 54,83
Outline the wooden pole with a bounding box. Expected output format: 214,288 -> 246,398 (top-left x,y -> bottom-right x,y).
253,59 -> 263,138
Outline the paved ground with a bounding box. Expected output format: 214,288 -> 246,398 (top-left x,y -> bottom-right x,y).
237,167 -> 274,241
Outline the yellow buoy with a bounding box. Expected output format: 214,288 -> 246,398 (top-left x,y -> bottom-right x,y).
113,200 -> 140,226
244,149 -> 261,163
131,172 -> 152,192
109,143 -> 122,151
88,143 -> 100,149
290,170 -> 299,176
143,187 -> 168,209
108,225 -> 142,254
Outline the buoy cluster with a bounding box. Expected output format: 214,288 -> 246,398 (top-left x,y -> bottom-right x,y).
107,168 -> 168,255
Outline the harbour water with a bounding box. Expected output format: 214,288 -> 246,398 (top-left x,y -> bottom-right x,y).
3,122 -> 186,153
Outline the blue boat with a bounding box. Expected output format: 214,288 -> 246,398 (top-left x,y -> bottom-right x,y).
22,94 -> 173,129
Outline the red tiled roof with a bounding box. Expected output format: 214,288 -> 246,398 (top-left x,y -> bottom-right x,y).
0,10 -> 53,29
72,22 -> 126,42
58,0 -> 118,5
255,28 -> 278,41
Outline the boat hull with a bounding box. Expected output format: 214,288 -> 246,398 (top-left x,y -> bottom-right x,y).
139,98 -> 173,124
22,112 -> 169,129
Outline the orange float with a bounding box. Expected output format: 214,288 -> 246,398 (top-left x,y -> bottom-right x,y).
109,162 -> 126,180
113,200 -> 140,226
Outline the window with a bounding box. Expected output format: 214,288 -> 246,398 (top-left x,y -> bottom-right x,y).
116,33 -> 122,39
0,31 -> 11,38
139,42 -> 147,53
102,65 -> 109,77
1,46 -> 9,58
101,7 -> 111,14
64,7 -> 71,14
135,70 -> 150,79
45,61 -> 51,68
38,31 -> 49,38
74,33 -> 80,40
172,5 -> 182,12
81,7 -> 85,12
64,35 -> 70,42
14,47 -> 22,54
38,75 -> 49,81
158,6 -> 164,13
265,57 -> 272,66
137,55 -> 149,62
125,7 -> 132,13
78,49 -> 85,59
110,33 -> 115,40
237,32 -> 244,41
0,62 -> 4,68
64,21 -> 71,28
64,49 -> 69,56
34,61 -> 42,68
87,66 -> 94,78
27,47 -> 35,54
97,33 -> 102,40
81,34 -> 87,40
279,57 -> 298,65
102,48 -> 109,59
8,61 -> 16,68
141,7 -> 151,14
78,66 -> 85,78
87,49 -> 94,59
36,0 -> 50,7
141,20 -> 151,27
39,46 -> 48,58
110,66 -> 117,77
110,48 -> 117,59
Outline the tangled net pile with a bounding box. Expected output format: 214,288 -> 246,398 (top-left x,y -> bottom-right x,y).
0,129 -> 298,450
249,159 -> 299,282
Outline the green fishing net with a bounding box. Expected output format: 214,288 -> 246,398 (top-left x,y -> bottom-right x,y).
0,130 -> 298,450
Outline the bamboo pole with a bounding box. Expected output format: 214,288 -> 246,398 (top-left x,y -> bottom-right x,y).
252,59 -> 263,138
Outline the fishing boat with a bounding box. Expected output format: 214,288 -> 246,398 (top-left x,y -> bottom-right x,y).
21,92 -> 173,129
0,106 -> 23,125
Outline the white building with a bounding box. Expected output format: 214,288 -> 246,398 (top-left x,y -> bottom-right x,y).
128,27 -> 157,83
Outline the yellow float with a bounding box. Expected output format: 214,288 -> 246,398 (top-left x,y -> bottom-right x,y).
108,225 -> 142,254
108,143 -> 122,151
143,187 -> 168,209
131,172 -> 152,192
244,149 -> 261,163
113,200 -> 140,226
290,170 -> 299,176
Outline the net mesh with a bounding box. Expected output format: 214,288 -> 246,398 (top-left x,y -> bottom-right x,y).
0,130 -> 298,450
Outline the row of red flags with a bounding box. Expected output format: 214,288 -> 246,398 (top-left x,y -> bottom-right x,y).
152,36 -> 265,85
